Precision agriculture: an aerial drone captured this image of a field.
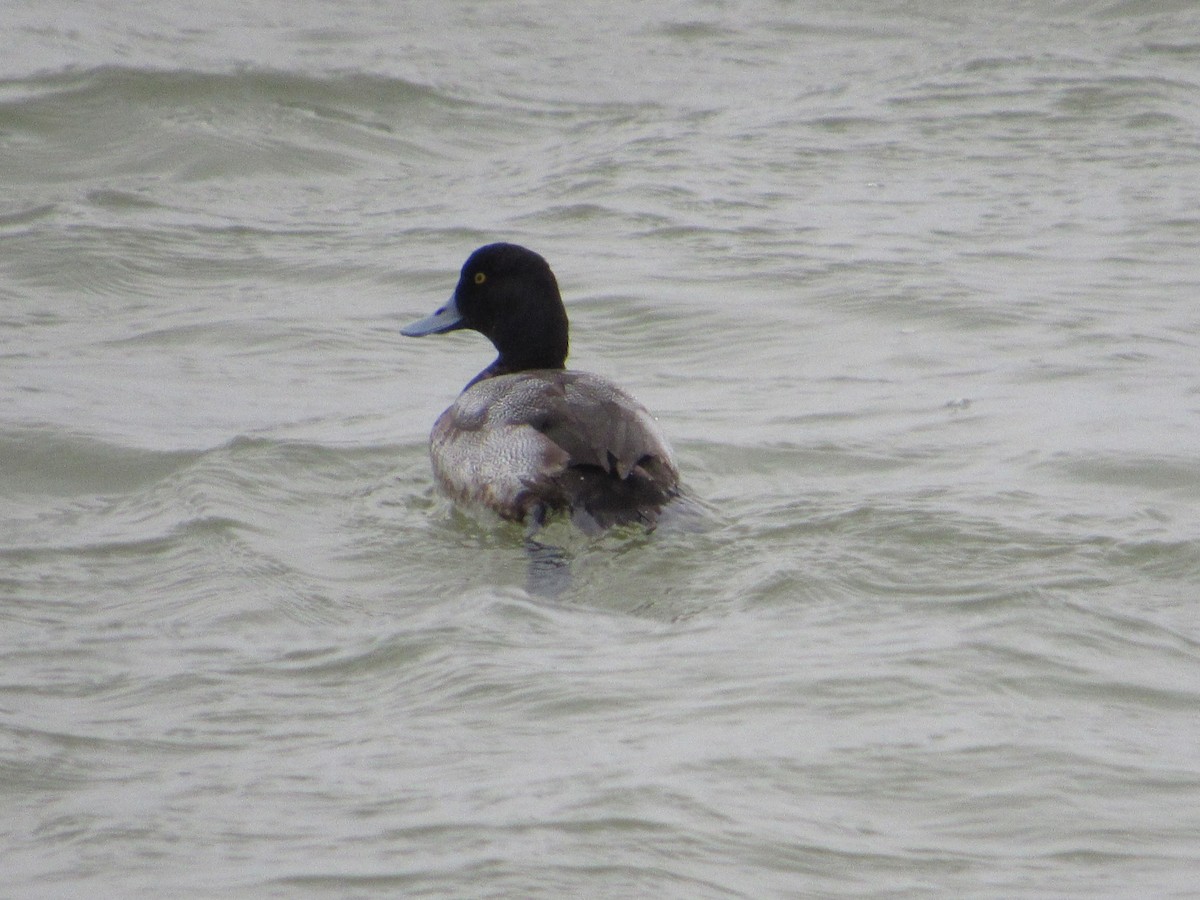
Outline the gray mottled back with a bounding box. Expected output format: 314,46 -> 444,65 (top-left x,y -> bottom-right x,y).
430,370 -> 679,529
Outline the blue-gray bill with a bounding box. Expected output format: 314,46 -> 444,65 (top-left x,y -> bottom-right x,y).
401,296 -> 464,336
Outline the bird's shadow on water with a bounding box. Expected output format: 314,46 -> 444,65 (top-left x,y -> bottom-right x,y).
522,494 -> 717,600
523,538 -> 574,598
417,491 -> 721,605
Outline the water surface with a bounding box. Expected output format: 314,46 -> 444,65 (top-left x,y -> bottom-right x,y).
3,1 -> 1200,896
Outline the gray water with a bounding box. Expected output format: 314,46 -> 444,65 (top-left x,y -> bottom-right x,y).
4,1 -> 1200,897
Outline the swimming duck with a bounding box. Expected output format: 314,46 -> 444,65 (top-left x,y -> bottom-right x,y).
403,243 -> 680,533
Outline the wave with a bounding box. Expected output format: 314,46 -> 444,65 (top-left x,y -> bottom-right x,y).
0,65 -> 508,189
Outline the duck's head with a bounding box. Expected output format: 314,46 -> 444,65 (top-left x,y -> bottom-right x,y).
402,243 -> 570,375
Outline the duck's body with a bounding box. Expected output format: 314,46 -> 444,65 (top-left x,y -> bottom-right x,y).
430,368 -> 678,530
403,243 -> 680,532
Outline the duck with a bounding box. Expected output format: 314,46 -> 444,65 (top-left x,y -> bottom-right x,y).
402,242 -> 680,534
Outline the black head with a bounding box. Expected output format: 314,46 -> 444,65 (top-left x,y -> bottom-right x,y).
403,243 -> 570,380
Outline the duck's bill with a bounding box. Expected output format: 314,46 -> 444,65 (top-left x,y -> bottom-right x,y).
401,296 -> 464,336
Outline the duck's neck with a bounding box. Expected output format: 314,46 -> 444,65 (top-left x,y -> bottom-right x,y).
466,303 -> 569,387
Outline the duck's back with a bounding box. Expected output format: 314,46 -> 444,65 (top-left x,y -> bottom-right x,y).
430,370 -> 679,530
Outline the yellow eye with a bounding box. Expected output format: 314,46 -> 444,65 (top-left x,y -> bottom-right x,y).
474,272 -> 486,285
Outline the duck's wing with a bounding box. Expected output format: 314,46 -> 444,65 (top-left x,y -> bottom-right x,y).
527,373 -> 677,480
518,372 -> 680,529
